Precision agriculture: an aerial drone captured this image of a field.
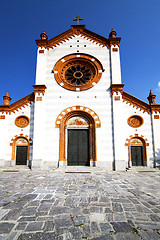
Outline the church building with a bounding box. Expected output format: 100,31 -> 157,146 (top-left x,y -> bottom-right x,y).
0,21 -> 160,170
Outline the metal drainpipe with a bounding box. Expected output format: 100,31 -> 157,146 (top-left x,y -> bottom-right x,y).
150,106 -> 156,168
111,94 -> 116,171
109,47 -> 116,171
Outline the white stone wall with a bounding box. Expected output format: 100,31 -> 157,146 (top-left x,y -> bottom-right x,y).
33,35 -> 115,170
1,32 -> 158,171
112,92 -> 157,169
152,113 -> 160,168
0,103 -> 34,167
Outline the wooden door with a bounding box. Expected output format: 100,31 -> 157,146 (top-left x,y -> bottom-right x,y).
67,129 -> 89,166
131,146 -> 144,166
16,146 -> 28,165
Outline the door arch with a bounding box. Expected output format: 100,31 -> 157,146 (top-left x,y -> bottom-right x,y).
55,106 -> 101,166
15,138 -> 28,165
67,116 -> 90,166
130,138 -> 145,166
125,134 -> 149,167
10,134 -> 33,165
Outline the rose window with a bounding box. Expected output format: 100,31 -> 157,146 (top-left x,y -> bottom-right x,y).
128,115 -> 144,128
15,116 -> 30,128
53,54 -> 103,91
65,64 -> 93,86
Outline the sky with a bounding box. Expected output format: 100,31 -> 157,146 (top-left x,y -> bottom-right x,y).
0,0 -> 160,104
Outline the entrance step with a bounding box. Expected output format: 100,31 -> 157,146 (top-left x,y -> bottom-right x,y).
126,166 -> 157,172
1,165 -> 30,172
55,166 -> 106,173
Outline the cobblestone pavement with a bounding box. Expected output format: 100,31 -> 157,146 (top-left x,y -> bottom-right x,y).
0,168 -> 160,239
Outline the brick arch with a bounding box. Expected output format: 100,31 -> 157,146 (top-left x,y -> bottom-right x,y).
56,105 -> 101,128
125,134 -> 149,165
10,134 -> 33,161
56,106 -> 101,165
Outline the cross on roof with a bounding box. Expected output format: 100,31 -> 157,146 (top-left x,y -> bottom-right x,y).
73,16 -> 83,25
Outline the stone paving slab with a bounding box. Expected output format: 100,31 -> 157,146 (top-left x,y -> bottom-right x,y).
0,169 -> 160,239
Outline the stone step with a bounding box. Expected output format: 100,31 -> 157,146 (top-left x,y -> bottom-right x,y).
1,165 -> 31,172
55,166 -> 106,173
126,166 -> 157,172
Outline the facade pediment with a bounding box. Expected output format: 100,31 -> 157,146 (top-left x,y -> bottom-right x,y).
36,25 -> 121,49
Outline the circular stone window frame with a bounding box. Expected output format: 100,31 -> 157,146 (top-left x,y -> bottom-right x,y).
53,53 -> 104,91
127,115 -> 144,128
15,115 -> 30,128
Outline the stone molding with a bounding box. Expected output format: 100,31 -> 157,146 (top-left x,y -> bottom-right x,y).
53,54 -> 103,91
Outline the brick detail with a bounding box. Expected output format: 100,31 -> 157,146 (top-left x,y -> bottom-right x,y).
53,53 -> 103,91
112,48 -> 118,52
36,97 -> 42,101
114,96 -> 120,101
125,134 -> 149,163
111,84 -> 124,95
0,115 -> 5,119
55,106 -> 101,128
36,25 -> 121,50
33,85 -> 46,96
39,50 -> 44,53
10,134 -> 33,161
154,115 -> 159,119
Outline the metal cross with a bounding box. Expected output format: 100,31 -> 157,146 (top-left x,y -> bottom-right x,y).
73,16 -> 83,25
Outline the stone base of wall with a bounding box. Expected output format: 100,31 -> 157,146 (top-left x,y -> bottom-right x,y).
115,160 -> 127,171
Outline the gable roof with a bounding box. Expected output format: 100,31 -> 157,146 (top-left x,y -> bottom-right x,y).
122,91 -> 160,114
111,84 -> 160,113
0,93 -> 34,114
36,25 -> 121,49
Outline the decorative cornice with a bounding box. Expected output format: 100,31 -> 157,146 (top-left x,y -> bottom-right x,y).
122,92 -> 160,114
110,85 -> 160,114
0,93 -> 34,114
110,84 -> 124,95
36,25 -> 121,49
33,85 -> 47,96
149,104 -> 160,114
109,38 -> 121,47
122,92 -> 150,113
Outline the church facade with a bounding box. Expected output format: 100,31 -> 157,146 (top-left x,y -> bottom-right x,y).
0,24 -> 160,170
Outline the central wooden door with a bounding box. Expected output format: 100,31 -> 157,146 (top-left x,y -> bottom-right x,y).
131,146 -> 144,166
67,129 -> 90,166
16,146 -> 28,165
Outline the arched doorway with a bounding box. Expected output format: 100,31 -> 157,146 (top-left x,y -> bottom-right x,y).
55,106 -> 101,167
67,116 -> 90,166
10,134 -> 33,166
15,138 -> 28,165
130,138 -> 146,166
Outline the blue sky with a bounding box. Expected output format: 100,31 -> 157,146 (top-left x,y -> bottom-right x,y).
0,0 -> 160,104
